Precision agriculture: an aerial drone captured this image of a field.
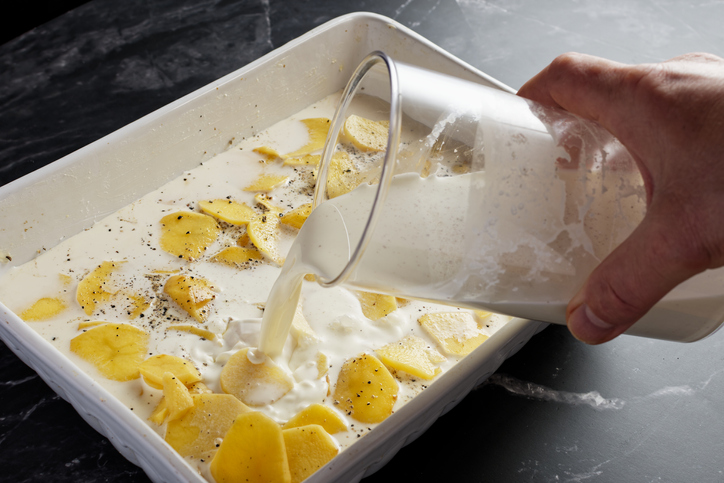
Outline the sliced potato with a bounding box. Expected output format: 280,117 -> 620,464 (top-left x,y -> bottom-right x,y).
76,261 -> 123,315
315,351 -> 329,379
356,292 -> 397,321
199,199 -> 256,225
283,154 -> 320,167
395,297 -> 411,307
474,310 -> 493,321
159,211 -> 220,261
148,397 -> 168,425
333,353 -> 398,424
151,268 -> 181,275
163,274 -> 215,323
280,203 -> 313,229
125,293 -> 150,319
165,393 -> 251,458
247,212 -> 283,265
210,246 -> 264,267
326,151 -> 361,199
342,114 -> 389,152
283,118 -> 331,158
237,232 -> 251,247
220,347 -> 294,407
243,174 -> 289,192
419,312 -> 489,356
69,323 -> 148,381
283,424 -> 339,483
254,193 -> 284,212
375,335 -> 445,380
167,324 -> 217,341
253,146 -> 282,162
76,262 -> 149,319
139,354 -> 202,390
282,403 -> 347,434
188,381 -> 213,394
20,297 -> 67,321
210,411 -> 291,483
290,303 -> 317,347
162,372 -> 194,421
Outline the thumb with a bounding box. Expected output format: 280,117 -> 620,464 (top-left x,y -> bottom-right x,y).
566,207 -> 706,344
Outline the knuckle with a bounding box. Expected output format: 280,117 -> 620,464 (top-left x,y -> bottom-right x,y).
588,271 -> 648,323
549,52 -> 594,80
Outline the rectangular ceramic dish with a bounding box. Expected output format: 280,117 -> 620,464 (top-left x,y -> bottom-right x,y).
0,12 -> 547,482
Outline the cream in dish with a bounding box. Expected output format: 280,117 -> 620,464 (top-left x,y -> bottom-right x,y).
0,92 -> 510,482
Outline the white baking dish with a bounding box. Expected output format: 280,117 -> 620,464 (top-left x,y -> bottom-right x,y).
0,12 -> 547,482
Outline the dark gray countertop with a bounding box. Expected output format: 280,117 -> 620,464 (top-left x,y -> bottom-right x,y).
2,1 -> 724,482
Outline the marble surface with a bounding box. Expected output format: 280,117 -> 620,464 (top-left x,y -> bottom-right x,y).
2,0 -> 724,482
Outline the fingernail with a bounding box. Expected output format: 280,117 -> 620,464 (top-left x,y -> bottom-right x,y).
567,303 -> 615,344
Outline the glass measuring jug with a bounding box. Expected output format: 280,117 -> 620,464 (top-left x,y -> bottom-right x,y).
263,51 -> 724,351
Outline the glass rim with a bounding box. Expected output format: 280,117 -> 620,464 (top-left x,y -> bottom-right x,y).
312,51 -> 402,287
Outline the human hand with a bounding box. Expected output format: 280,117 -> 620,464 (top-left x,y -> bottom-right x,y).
517,52 -> 724,344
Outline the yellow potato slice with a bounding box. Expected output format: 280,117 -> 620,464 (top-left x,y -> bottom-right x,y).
78,321 -> 106,330
280,203 -> 313,229
151,268 -> 181,274
148,397 -> 168,425
199,199 -> 256,225
167,324 -> 217,341
282,403 -> 347,434
125,293 -> 150,319
326,151 -> 361,199
356,292 -> 397,321
342,114 -> 389,152
375,335 -> 445,380
210,411 -> 291,483
395,297 -> 411,307
283,154 -> 320,167
188,381 -> 212,394
283,118 -> 331,158
76,261 -> 123,315
315,351 -> 329,379
247,212 -> 283,265
474,310 -> 493,321
243,174 -> 289,192
220,348 -> 294,407
163,274 -> 215,323
452,163 -> 470,174
159,211 -> 220,261
282,424 -> 339,483
20,297 -> 67,321
290,303 -> 317,347
333,353 -> 398,424
69,323 -> 148,381
237,232 -> 251,247
419,312 -> 490,356
165,393 -> 251,458
76,262 -> 149,319
210,246 -> 264,268
253,146 -> 282,162
162,372 -> 194,422
139,354 -> 202,390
